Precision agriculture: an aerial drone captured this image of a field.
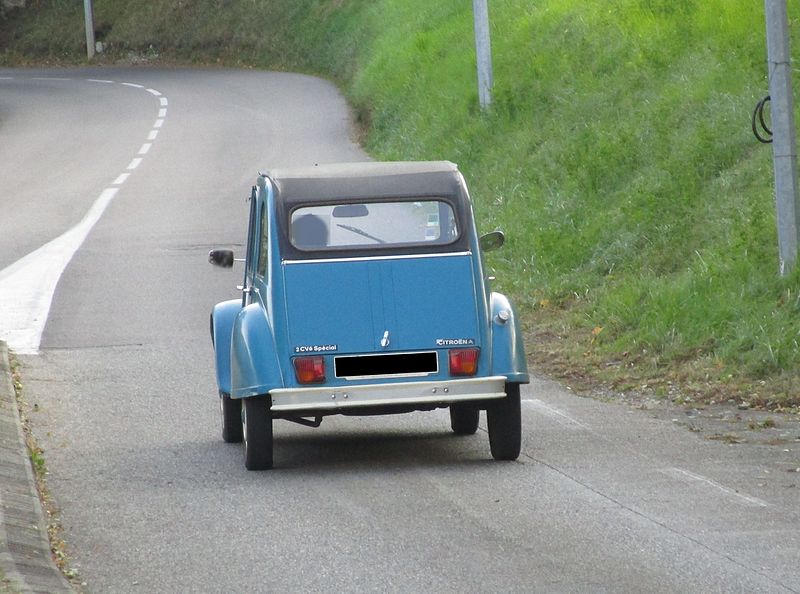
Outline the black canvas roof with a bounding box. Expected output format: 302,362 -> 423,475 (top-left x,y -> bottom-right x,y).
266,161 -> 465,206
267,161 -> 474,260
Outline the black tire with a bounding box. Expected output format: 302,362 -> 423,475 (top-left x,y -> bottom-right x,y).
449,403 -> 480,435
220,391 -> 243,443
242,396 -> 273,470
487,383 -> 521,461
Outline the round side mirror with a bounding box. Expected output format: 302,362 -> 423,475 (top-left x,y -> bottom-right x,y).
479,230 -> 505,252
208,249 -> 235,268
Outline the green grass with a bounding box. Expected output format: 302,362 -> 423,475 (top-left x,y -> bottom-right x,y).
0,570 -> 21,594
2,0 -> 799,405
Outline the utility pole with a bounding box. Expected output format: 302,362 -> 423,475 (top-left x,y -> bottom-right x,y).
765,0 -> 800,275
472,0 -> 493,109
84,0 -> 95,60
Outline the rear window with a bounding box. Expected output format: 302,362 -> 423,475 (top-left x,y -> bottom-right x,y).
290,200 -> 458,251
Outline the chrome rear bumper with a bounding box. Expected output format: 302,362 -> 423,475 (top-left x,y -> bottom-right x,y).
270,376 -> 506,413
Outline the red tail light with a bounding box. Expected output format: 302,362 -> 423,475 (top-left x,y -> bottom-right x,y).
449,348 -> 479,376
293,356 -> 326,384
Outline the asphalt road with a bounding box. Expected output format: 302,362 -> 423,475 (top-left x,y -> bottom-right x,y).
1,68 -> 798,593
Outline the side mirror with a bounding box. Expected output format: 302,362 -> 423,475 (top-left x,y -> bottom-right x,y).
208,249 -> 234,268
479,230 -> 505,252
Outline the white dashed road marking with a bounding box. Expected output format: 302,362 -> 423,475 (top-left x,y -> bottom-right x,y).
659,467 -> 770,507
522,398 -> 592,431
521,396 -> 771,507
0,77 -> 170,354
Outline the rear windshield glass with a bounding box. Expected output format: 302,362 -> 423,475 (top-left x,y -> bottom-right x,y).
290,200 -> 458,251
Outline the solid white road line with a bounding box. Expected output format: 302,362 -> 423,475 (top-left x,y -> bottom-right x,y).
0,189 -> 118,354
0,78 -> 169,353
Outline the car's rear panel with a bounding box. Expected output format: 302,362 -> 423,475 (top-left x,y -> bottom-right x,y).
282,253 -> 483,388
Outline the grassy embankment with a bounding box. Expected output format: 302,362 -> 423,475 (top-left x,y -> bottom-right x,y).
2,0 -> 799,407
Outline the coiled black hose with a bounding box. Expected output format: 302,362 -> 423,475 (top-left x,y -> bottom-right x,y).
752,95 -> 773,144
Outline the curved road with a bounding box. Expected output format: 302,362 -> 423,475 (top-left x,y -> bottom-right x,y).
1,68 -> 798,593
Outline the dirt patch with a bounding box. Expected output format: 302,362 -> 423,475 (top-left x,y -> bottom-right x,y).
523,308 -> 800,412
523,314 -> 800,457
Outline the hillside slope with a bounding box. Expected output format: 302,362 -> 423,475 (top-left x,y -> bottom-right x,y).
2,0 -> 798,405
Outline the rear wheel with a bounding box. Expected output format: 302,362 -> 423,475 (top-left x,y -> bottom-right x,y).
449,403 -> 479,435
487,383 -> 521,461
220,391 -> 243,443
242,396 -> 273,470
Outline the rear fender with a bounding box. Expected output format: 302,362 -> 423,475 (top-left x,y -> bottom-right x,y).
230,303 -> 284,398
490,292 -> 529,384
211,299 -> 242,395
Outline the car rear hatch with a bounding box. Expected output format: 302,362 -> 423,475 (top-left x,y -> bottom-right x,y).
283,253 -> 481,383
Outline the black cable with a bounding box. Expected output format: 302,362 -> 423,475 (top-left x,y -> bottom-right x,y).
752,95 -> 773,144
758,96 -> 772,136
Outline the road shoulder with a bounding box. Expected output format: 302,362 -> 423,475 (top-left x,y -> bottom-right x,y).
0,341 -> 71,593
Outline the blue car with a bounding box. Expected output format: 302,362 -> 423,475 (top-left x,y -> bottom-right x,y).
209,161 -> 529,470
